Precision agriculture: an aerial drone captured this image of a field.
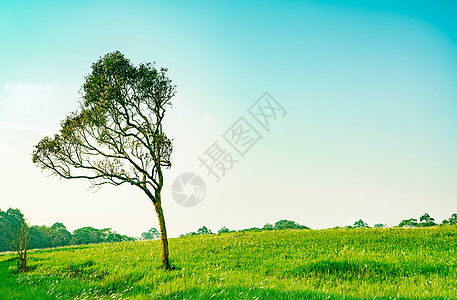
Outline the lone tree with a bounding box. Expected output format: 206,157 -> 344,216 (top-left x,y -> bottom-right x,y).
0,208 -> 31,271
10,220 -> 31,272
32,51 -> 176,269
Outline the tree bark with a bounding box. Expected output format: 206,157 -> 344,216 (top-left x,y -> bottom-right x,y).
153,197 -> 170,269
21,250 -> 27,272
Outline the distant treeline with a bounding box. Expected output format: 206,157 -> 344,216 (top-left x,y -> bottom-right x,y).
182,213 -> 457,236
181,220 -> 310,237
343,213 -> 457,229
2,208 -> 456,252
0,208 -> 135,252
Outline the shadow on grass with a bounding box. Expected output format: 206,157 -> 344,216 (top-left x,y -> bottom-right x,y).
278,259 -> 450,281
154,287 -> 451,300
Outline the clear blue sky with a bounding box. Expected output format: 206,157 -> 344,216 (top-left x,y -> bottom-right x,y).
1,0 -> 456,237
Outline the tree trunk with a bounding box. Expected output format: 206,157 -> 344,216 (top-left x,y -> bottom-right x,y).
21,250 -> 27,272
17,249 -> 27,272
153,198 -> 170,269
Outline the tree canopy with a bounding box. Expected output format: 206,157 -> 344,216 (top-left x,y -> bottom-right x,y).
32,51 -> 175,191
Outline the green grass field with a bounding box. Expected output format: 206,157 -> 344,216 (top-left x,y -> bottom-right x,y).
1,226 -> 456,299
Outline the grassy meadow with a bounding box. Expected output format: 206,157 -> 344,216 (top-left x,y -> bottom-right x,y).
1,226 -> 456,299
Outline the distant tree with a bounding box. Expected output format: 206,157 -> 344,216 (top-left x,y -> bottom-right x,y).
141,228 -> 160,240
180,231 -> 197,237
50,222 -> 72,246
0,210 -> 39,251
0,208 -> 30,267
0,209 -> 9,251
262,223 -> 274,231
3,208 -> 24,231
419,213 -> 436,227
217,226 -> 230,234
10,220 -> 31,272
274,220 -> 309,230
32,52 -> 176,269
197,226 -> 212,235
449,214 -> 457,225
373,223 -> 386,228
71,227 -> 133,245
353,219 -> 369,228
240,227 -> 261,232
29,225 -> 53,249
443,213 -> 457,225
71,227 -> 103,245
101,228 -> 134,243
398,218 -> 418,228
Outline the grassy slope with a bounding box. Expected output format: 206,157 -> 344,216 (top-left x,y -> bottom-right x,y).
0,226 -> 456,299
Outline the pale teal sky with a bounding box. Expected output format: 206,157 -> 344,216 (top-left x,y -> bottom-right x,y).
1,1 -> 456,237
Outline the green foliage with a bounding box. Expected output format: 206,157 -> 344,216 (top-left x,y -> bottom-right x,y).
71,227 -> 103,245
442,213 -> 457,225
373,223 -> 386,228
217,226 -> 230,234
141,228 -> 160,240
1,226 -> 456,299
239,227 -> 261,232
1,208 -> 135,252
71,227 -> 133,245
101,228 -> 135,243
0,210 -> 9,251
398,213 -> 442,228
197,226 -> 212,235
274,219 -> 309,230
50,222 -> 72,246
398,218 -> 418,228
262,223 -> 274,231
0,208 -> 27,252
181,226 -> 214,237
419,213 -> 436,227
180,231 -> 197,237
29,225 -> 53,249
352,219 -> 370,228
29,223 -> 72,249
0,209 -> 31,272
32,51 -> 175,191
449,213 -> 457,225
